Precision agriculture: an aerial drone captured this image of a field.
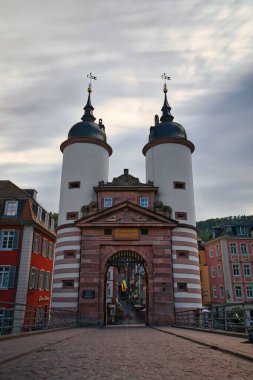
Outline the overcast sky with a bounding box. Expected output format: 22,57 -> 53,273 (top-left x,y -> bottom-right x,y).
0,0 -> 252,221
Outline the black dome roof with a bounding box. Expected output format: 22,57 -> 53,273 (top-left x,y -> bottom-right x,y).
67,89 -> 107,142
148,88 -> 187,142
149,121 -> 186,142
68,121 -> 106,141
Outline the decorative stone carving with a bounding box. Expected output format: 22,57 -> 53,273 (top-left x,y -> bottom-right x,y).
106,215 -> 121,222
98,169 -> 154,187
154,201 -> 172,218
81,201 -> 98,217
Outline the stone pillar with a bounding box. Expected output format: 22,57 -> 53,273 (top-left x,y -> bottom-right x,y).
152,244 -> 174,324
79,242 -> 100,325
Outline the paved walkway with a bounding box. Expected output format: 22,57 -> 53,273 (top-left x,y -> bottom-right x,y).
154,326 -> 253,362
0,327 -> 253,379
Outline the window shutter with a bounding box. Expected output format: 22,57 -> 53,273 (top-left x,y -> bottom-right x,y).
13,231 -> 19,249
17,200 -> 25,217
8,266 -> 16,288
0,200 -> 5,217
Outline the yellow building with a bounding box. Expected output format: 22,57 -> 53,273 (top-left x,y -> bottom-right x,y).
198,240 -> 211,306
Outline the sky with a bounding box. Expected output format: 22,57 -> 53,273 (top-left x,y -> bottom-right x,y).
0,0 -> 252,221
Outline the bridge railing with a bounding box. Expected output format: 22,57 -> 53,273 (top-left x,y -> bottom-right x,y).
175,303 -> 253,335
0,301 -> 79,336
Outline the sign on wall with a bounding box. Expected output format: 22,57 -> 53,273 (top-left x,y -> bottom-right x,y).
114,228 -> 139,240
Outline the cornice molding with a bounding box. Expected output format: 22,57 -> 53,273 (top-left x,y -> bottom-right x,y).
142,137 -> 195,156
60,137 -> 113,156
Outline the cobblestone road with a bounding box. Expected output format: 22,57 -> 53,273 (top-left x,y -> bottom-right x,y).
1,327 -> 253,379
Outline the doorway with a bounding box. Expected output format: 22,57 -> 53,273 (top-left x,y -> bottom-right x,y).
105,251 -> 147,326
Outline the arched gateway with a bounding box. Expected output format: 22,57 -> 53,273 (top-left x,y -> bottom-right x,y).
105,250 -> 148,325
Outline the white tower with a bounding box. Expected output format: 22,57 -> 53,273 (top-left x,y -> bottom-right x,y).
52,81 -> 112,311
58,83 -> 112,226
143,80 -> 202,312
143,82 -> 195,226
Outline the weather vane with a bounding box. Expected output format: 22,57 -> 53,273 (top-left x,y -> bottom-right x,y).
87,72 -> 97,93
161,73 -> 171,93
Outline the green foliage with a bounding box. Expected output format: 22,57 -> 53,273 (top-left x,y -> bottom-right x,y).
197,215 -> 253,242
51,212 -> 58,228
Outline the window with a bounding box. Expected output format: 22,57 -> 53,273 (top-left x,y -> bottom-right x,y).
175,212 -> 187,220
240,243 -> 248,255
38,270 -> 44,290
230,243 -> 237,255
213,286 -> 217,297
42,239 -> 49,257
0,266 -> 16,289
243,264 -> 251,277
139,197 -> 149,208
37,207 -> 42,221
0,309 -> 13,334
211,266 -> 215,278
62,280 -> 74,288
236,226 -> 246,236
246,286 -> 253,298
64,250 -> 76,258
0,230 -> 19,250
176,250 -> 189,259
235,285 -> 242,299
68,181 -> 80,189
217,265 -> 222,277
104,229 -> 112,236
28,267 -> 39,289
140,228 -> 149,236
33,233 -> 41,253
233,264 -> 240,276
4,201 -> 18,216
50,218 -> 55,231
44,272 -> 51,291
66,212 -> 78,220
0,266 -> 10,288
104,198 -> 113,207
45,213 -> 49,228
177,283 -> 188,292
173,181 -> 186,190
215,244 -> 220,257
209,248 -> 213,258
220,285 -> 224,298
48,243 -> 54,259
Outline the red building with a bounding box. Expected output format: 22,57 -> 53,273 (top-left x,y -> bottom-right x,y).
204,225 -> 253,305
0,181 -> 56,334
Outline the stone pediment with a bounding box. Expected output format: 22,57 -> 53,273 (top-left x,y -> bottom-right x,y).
75,201 -> 177,227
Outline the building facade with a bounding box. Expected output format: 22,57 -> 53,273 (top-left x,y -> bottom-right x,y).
198,240 -> 211,306
204,224 -> 253,305
0,181 -> 55,333
52,82 -> 202,325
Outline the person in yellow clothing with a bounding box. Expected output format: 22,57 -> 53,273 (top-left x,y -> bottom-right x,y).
121,279 -> 127,293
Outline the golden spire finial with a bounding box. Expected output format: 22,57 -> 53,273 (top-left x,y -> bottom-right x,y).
87,72 -> 97,93
161,73 -> 171,93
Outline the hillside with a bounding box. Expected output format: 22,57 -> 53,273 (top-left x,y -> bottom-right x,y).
197,215 -> 253,242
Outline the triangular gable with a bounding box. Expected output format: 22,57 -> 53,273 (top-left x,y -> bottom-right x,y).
75,200 -> 178,227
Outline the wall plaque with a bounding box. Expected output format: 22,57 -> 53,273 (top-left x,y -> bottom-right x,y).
82,290 -> 95,299
114,228 -> 139,240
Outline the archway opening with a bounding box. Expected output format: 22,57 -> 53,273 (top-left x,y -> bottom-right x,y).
105,250 -> 147,326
